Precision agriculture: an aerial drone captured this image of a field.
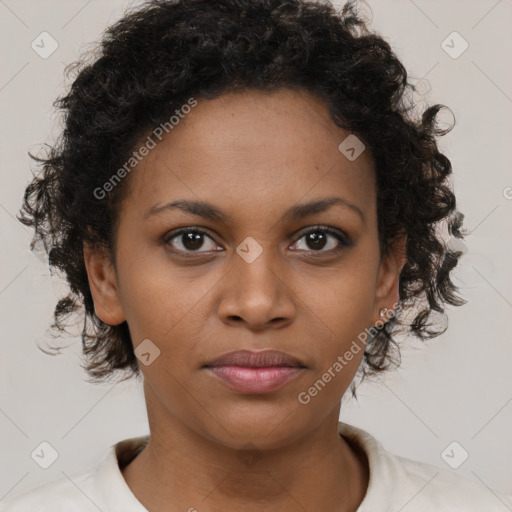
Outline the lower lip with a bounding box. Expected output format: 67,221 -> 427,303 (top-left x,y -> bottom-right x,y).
205,365 -> 303,393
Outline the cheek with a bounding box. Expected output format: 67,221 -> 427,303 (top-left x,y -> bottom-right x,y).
298,253 -> 378,379
114,240 -> 215,364
306,257 -> 378,339
292,281 -> 373,411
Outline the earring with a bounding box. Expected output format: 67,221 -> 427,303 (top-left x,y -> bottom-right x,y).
379,307 -> 388,318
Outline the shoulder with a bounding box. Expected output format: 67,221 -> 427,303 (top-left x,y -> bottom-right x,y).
338,422 -> 512,512
390,452 -> 512,511
0,468 -> 98,512
0,436 -> 149,512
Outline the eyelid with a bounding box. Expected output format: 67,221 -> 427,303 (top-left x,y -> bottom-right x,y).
289,225 -> 352,254
163,227 -> 219,249
163,225 -> 351,255
292,224 -> 349,243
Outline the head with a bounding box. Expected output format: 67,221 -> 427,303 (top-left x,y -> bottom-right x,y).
19,0 -> 465,445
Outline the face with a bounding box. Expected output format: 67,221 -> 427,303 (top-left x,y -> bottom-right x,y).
85,88 -> 405,450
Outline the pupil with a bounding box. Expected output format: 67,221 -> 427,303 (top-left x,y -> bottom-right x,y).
308,231 -> 326,250
180,231 -> 329,252
183,232 -> 203,251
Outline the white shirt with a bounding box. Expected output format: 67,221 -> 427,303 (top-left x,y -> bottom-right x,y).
2,422 -> 511,511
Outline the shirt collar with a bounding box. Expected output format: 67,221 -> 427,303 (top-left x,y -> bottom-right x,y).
91,422 -> 412,512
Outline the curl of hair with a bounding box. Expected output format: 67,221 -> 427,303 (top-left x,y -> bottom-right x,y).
18,0 -> 466,387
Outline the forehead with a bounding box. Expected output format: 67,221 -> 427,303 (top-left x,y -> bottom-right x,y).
121,88 -> 376,222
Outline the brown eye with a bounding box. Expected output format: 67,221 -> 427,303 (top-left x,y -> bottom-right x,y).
164,228 -> 221,254
290,226 -> 350,253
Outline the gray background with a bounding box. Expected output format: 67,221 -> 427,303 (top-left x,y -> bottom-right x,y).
1,0 -> 511,501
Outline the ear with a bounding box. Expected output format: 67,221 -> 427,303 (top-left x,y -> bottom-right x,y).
372,235 -> 407,324
83,242 -> 125,326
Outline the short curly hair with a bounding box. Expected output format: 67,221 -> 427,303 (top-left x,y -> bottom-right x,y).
18,0 -> 466,386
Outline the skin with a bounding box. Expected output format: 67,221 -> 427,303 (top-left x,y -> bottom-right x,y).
84,87 -> 406,512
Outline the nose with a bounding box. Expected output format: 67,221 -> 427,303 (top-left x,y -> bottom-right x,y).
217,241 -> 296,331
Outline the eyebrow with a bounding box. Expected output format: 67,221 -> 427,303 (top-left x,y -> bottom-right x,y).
145,196 -> 365,224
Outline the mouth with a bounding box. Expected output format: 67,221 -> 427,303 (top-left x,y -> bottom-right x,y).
202,349 -> 306,394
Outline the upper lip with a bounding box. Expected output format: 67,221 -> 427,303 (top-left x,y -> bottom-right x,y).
203,349 -> 306,368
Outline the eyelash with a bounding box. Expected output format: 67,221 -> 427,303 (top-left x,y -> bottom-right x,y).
162,225 -> 351,257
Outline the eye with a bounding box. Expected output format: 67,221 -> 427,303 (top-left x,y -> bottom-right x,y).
290,226 -> 350,254
163,228 -> 221,255
163,225 -> 351,257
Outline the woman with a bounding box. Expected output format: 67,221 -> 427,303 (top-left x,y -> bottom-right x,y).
3,0 -> 511,510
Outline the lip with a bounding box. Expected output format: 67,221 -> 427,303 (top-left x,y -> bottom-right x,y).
203,349 -> 306,394
204,349 -> 305,368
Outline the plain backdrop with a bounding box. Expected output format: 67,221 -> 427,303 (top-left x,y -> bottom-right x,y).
1,0 -> 511,501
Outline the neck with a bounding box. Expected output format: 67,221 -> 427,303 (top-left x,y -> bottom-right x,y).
122,394 -> 369,512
